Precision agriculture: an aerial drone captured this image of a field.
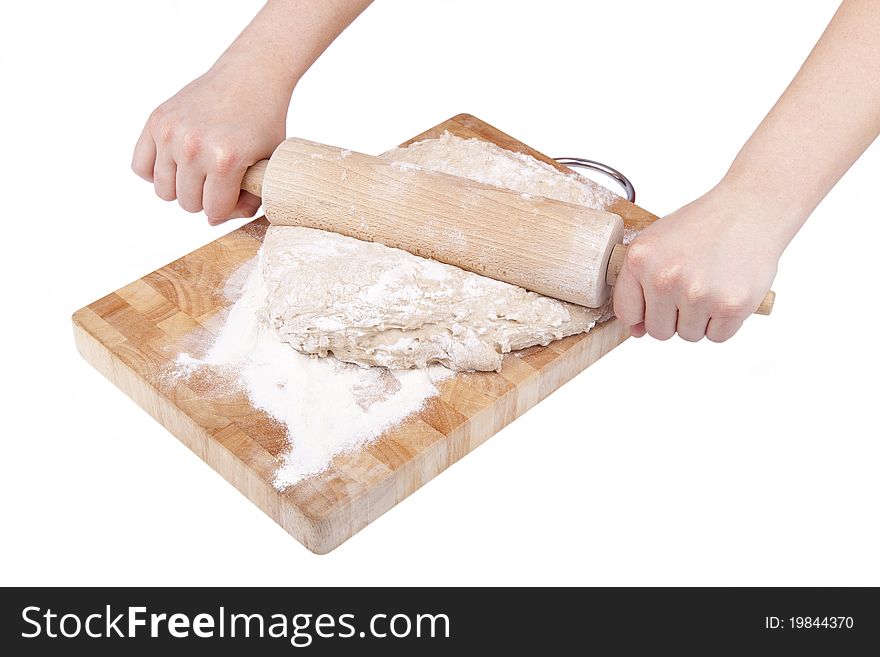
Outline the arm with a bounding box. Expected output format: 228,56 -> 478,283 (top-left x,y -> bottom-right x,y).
132,0 -> 372,224
614,0 -> 880,342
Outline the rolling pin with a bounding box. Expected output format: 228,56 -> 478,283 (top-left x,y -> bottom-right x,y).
241,137 -> 775,315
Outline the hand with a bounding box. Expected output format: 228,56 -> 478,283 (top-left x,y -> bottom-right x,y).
613,183 -> 785,342
132,61 -> 289,225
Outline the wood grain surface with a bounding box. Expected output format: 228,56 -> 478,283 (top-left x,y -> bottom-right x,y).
72,114 -> 658,554
260,137 -> 625,307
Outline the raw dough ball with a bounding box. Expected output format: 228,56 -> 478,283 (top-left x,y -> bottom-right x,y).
261,133 -> 613,372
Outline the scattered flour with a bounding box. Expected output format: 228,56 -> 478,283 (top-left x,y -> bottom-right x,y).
171,257 -> 450,489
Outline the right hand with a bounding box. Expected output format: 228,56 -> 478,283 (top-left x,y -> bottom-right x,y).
132,63 -> 289,225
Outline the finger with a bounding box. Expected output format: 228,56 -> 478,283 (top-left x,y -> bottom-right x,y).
153,151 -> 177,201
233,191 -> 262,218
629,322 -> 647,338
643,291 -> 678,340
675,307 -> 710,342
175,165 -> 206,213
705,317 -> 744,343
206,192 -> 263,226
132,125 -> 157,182
612,264 -> 646,328
203,169 -> 248,222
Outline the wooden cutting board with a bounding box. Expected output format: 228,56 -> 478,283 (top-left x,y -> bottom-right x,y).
72,114 -> 657,553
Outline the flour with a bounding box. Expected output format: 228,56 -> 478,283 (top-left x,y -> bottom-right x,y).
165,133 -> 622,485
172,257 -> 450,489
383,132 -> 617,211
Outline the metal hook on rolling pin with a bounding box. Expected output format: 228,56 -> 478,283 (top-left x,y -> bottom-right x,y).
554,157 -> 636,203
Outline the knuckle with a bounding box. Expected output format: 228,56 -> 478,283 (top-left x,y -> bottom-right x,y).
158,120 -> 177,144
209,145 -> 240,177
683,281 -> 708,306
150,106 -> 176,143
650,263 -> 685,293
624,240 -> 650,272
180,131 -> 202,162
711,291 -> 752,318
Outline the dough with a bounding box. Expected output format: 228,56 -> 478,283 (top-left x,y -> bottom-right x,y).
261,133 -> 612,372
262,227 -> 603,371
382,132 -> 616,211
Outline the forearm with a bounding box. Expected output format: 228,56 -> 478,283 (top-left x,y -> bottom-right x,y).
721,0 -> 880,249
211,0 -> 373,96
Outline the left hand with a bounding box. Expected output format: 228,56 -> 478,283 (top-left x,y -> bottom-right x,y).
613,183 -> 785,342
131,60 -> 289,225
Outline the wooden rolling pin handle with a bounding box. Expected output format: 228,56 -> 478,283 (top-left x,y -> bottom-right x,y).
606,244 -> 775,316
241,159 -> 269,198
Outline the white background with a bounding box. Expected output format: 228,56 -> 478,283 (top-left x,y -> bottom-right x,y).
2,0 -> 877,586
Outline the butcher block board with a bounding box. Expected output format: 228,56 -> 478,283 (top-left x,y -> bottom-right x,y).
72,114 -> 658,553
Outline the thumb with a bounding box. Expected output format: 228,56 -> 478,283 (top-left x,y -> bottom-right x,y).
209,192 -> 263,225
612,259 -> 646,334
230,191 -> 263,219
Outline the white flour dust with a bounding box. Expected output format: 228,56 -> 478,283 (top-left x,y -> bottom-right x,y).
171,257 -> 450,489
383,132 -> 617,211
